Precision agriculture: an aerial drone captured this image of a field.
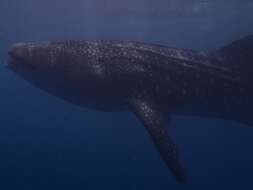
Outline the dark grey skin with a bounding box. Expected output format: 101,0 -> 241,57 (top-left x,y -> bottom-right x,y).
7,35 -> 253,183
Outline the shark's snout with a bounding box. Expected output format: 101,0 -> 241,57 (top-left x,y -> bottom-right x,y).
7,43 -> 36,71
8,50 -> 15,58
7,49 -> 18,68
8,43 -> 27,61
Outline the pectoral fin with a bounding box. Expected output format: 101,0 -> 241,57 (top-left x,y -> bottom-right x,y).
130,98 -> 185,183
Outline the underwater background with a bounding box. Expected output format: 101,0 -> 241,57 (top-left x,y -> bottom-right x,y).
1,0 -> 253,189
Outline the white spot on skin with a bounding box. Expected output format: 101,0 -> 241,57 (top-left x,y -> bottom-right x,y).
175,51 -> 185,60
92,64 -> 105,78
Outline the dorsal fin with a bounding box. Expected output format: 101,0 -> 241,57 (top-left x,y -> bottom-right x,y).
215,35 -> 253,76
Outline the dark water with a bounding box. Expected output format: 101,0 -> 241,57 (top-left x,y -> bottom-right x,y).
1,0 -> 253,189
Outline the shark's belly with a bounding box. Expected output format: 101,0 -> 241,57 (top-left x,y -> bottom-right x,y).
169,87 -> 253,125
50,87 -> 128,112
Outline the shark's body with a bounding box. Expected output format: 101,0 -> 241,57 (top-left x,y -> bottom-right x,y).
7,35 -> 253,182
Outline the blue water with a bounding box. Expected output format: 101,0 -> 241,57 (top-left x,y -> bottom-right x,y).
1,0 -> 253,189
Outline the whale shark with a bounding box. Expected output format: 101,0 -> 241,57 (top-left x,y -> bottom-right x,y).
7,35 -> 253,182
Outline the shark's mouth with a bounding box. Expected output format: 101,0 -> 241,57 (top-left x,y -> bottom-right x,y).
7,52 -> 36,71
8,50 -> 26,61
7,51 -> 21,68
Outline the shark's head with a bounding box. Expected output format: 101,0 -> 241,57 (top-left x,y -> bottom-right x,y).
8,42 -> 51,72
7,42 -> 112,106
8,41 -> 105,79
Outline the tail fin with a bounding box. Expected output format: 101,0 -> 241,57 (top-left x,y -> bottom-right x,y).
215,35 -> 253,77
